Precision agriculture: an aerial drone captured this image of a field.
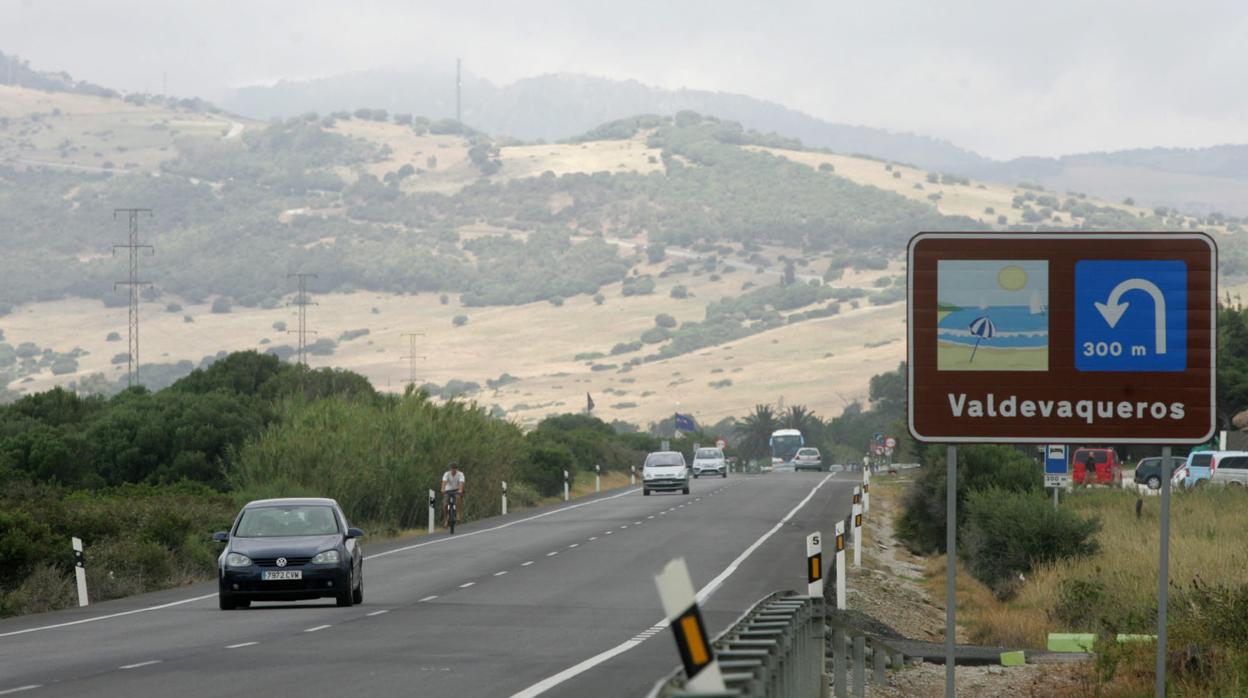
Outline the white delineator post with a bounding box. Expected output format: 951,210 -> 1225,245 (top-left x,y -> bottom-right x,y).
806,531 -> 823,597
72,537 -> 89,607
595,464 -> 601,493
563,470 -> 570,502
834,521 -> 847,610
852,503 -> 863,568
501,480 -> 508,516
655,558 -> 726,693
427,489 -> 436,534
862,469 -> 871,514
630,465 -> 636,485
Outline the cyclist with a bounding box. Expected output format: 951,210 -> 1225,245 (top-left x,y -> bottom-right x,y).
441,461 -> 466,529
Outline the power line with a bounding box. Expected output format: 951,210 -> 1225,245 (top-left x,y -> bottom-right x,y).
286,273 -> 317,367
400,332 -> 426,388
112,208 -> 153,388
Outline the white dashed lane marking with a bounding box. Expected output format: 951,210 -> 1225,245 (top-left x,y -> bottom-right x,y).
420,595 -> 439,602
521,561 -> 535,566
367,610 -> 389,616
304,625 -> 331,633
226,642 -> 257,649
119,660 -> 162,669
494,570 -> 509,576
458,582 -> 476,588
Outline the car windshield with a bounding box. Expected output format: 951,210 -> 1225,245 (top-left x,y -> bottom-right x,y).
1190,453 -> 1213,468
645,453 -> 684,467
1076,450 -> 1108,464
695,449 -> 721,459
235,505 -> 339,537
798,449 -> 818,456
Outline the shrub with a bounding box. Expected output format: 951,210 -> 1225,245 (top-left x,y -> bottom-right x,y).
655,313 -> 677,329
818,162 -> 834,172
640,327 -> 669,344
961,487 -> 1101,596
522,441 -> 574,497
272,321 -> 287,331
106,332 -> 121,342
593,293 -> 605,305
646,243 -> 666,264
338,328 -> 370,341
211,296 -> 232,314
670,285 -> 689,299
452,315 -> 468,327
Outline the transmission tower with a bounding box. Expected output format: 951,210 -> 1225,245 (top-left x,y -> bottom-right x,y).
286,273 -> 318,367
112,209 -> 154,387
400,332 -> 426,388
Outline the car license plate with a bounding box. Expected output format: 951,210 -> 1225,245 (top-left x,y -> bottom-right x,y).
262,570 -> 302,581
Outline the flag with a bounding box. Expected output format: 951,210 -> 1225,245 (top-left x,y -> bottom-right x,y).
674,413 -> 696,432
586,392 -> 595,412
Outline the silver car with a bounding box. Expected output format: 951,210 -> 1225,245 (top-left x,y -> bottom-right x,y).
642,451 -> 690,495
692,447 -> 727,478
1209,453 -> 1248,487
792,447 -> 823,472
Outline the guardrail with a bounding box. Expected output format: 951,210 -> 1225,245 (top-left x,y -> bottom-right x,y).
650,591 -> 826,697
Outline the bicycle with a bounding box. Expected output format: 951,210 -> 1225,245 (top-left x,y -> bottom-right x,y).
445,491 -> 459,535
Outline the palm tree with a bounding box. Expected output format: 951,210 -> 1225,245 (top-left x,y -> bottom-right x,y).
781,405 -> 822,440
735,404 -> 777,461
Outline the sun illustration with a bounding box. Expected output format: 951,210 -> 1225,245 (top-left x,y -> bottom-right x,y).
997,265 -> 1028,291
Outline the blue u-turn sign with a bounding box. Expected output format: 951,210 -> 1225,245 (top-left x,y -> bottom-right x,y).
1074,260 -> 1187,372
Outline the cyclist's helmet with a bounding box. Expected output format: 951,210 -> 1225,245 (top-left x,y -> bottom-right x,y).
448,461 -> 459,470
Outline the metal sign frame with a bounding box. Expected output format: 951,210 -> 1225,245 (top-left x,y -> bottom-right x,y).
907,232 -> 1216,444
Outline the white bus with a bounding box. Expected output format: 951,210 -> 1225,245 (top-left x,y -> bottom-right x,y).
769,429 -> 804,465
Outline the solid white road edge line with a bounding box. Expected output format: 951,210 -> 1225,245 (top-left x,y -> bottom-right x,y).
0,486 -> 643,639
510,473 -> 834,698
119,660 -> 161,670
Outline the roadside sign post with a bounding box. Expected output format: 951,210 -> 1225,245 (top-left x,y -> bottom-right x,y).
862,469 -> 871,514
563,470 -> 570,502
908,232 -> 1216,698
834,521 -> 846,610
806,531 -> 823,597
852,503 -> 862,568
501,480 -> 508,516
427,489 -> 436,534
655,558 -> 726,693
1045,445 -> 1069,509
71,537 -> 88,607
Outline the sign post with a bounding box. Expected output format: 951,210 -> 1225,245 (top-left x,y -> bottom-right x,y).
563,470 -> 570,502
595,464 -> 601,494
908,232 -> 1216,697
501,480 -> 508,516
655,558 -> 726,692
862,469 -> 871,514
806,532 -> 824,597
427,489 -> 436,534
1045,445 -> 1069,508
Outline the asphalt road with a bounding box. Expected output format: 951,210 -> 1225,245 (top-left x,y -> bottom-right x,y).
0,471 -> 859,697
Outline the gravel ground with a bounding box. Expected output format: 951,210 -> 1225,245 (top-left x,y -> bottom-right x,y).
844,474 -> 1090,697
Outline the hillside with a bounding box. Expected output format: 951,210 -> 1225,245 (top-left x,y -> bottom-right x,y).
1,81 -> 1243,428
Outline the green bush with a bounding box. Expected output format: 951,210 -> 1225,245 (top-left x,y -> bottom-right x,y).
522,440 -> 574,497
897,444 -> 1041,555
961,487 -> 1100,596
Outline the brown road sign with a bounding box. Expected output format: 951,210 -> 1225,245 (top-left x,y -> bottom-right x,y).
908,232 -> 1215,444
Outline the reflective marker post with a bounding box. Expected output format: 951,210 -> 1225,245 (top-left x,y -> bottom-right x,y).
852,503 -> 863,568
502,480 -> 508,516
595,464 -> 601,494
655,558 -> 725,693
630,465 -> 636,486
72,537 -> 88,607
428,489 -> 436,534
563,470 -> 570,502
806,531 -> 823,597
834,521 -> 847,610
862,469 -> 871,514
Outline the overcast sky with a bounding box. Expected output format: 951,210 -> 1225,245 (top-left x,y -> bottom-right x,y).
3,0 -> 1245,159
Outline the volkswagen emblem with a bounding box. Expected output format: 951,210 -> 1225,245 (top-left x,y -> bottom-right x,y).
276,557 -> 287,568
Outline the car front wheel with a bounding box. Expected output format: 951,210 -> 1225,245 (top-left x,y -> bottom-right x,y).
352,572 -> 364,605
682,485 -> 690,495
643,488 -> 651,496
336,573 -> 355,607
219,593 -> 237,611
1147,476 -> 1161,490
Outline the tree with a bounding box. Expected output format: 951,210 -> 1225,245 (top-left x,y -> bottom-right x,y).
781,405 -> 821,437
670,285 -> 689,299
593,293 -> 605,305
734,405 -> 778,461
211,296 -> 232,314
783,260 -> 796,286
646,244 -> 666,264
655,313 -> 677,329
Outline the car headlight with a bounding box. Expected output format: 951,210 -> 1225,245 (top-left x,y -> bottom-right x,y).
225,553 -> 252,568
312,550 -> 340,565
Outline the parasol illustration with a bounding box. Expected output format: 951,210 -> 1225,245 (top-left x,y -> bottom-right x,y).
968,315 -> 995,362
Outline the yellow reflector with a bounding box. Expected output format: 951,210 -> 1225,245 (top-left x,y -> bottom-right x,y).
681,615 -> 709,666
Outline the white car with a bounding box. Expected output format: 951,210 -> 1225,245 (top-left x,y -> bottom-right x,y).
692,447 -> 727,478
792,447 -> 823,472
642,451 -> 690,496
1209,453 -> 1248,487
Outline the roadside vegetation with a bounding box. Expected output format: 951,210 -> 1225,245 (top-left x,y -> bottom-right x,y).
0,351 -> 670,618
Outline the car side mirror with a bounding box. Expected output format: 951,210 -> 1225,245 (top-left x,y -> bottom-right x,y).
346,527 -> 365,539
212,531 -> 229,543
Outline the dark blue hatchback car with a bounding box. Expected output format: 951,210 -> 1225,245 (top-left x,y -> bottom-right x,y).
213,497 -> 364,610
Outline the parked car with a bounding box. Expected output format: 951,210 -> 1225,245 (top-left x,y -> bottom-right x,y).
1187,451 -> 1248,489
1132,456 -> 1185,490
643,451 -> 690,495
1071,447 -> 1122,485
1181,451 -> 1217,489
1209,453 -> 1248,487
214,497 -> 365,610
792,447 -> 824,472
692,447 -> 727,478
